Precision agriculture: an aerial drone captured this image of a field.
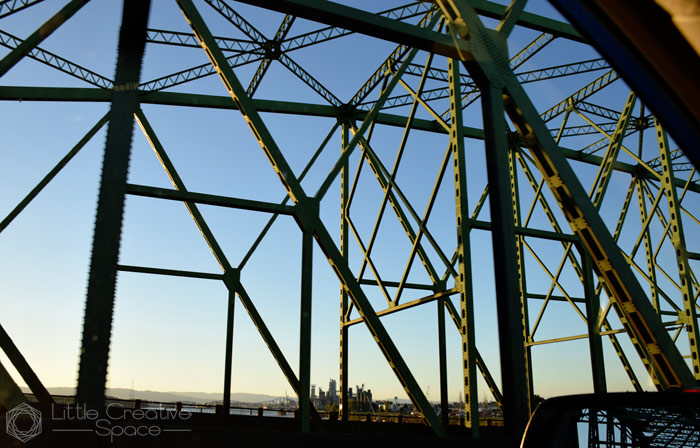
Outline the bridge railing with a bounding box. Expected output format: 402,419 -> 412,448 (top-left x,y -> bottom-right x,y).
25,394 -> 504,426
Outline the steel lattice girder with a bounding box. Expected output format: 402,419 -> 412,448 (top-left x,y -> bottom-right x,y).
1,0 -> 699,441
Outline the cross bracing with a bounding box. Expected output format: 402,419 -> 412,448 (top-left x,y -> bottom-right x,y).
0,0 -> 698,441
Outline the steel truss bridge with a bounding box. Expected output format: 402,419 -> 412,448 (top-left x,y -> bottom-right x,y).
0,0 -> 699,445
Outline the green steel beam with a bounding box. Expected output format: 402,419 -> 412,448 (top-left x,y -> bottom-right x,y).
582,250 -> 607,393
146,28 -> 257,52
469,219 -> 578,242
344,289 -> 458,328
511,33 -> 555,70
527,293 -> 584,304
339,123 -> 349,422
247,15 -> 294,96
280,2 -> 434,53
175,0 -> 446,434
448,57 -> 479,433
299,231 -> 312,432
590,92 -> 637,209
140,52 -> 263,91
583,172 -> 644,391
496,0 -> 528,37
0,86 -> 112,101
541,69 -> 619,123
234,0 -> 470,61
117,264 -> 223,280
636,178 -> 660,312
508,147 -> 535,412
76,0 -> 151,410
470,0 -> 582,41
235,284 -> 319,420
125,184 -> 297,216
576,101 -> 623,121
239,0 -> 581,48
0,360 -> 26,409
358,279 -> 435,291
480,82 -> 531,434
223,287 -> 235,411
0,323 -> 53,404
204,0 -> 265,41
515,101 -> 655,393
278,54 -> 342,107
0,30 -> 113,89
0,0 -> 45,18
0,112 -> 108,234
437,294 -> 448,428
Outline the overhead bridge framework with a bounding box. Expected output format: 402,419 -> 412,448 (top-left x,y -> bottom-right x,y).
0,0 -> 699,441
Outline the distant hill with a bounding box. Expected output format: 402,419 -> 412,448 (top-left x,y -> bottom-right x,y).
23,387 -> 422,405
22,387 -> 281,404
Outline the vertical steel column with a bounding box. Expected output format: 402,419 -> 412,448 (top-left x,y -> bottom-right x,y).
582,249 -> 607,392
588,409 -> 599,447
339,123 -> 349,422
448,57 -> 479,434
656,121 -> 700,379
223,280 -> 236,412
482,84 -> 530,434
76,0 -> 150,410
299,231 -> 313,432
437,295 -> 448,428
507,147 -> 534,410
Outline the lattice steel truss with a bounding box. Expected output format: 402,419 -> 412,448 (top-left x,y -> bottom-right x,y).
1,0 -> 699,439
582,405 -> 700,448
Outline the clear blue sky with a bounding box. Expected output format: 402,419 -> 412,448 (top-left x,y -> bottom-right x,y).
1,0 -> 693,405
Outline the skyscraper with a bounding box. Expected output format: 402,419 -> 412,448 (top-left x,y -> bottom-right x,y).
328,379 -> 337,403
